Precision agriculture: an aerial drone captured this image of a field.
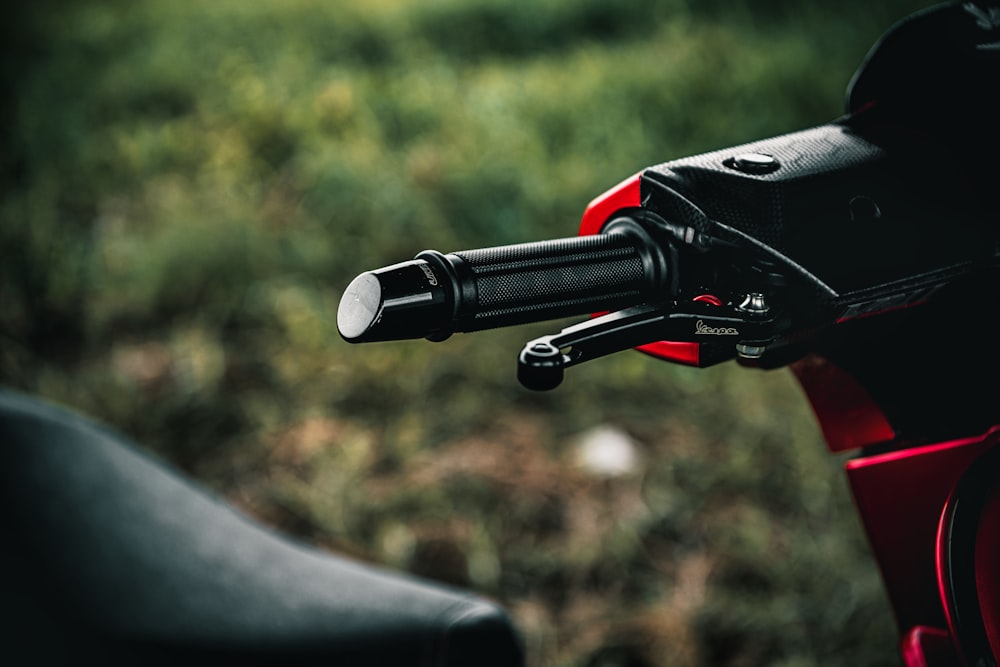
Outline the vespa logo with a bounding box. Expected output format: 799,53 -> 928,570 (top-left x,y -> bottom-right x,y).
694,319 -> 739,336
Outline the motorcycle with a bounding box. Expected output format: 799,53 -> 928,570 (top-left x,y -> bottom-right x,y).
3,2 -> 997,665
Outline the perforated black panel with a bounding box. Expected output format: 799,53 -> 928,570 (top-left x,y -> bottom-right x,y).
642,121 -> 995,296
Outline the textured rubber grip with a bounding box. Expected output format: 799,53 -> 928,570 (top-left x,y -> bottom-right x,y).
430,226 -> 667,333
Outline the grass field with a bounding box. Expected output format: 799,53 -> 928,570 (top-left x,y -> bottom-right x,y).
3,1 -> 938,665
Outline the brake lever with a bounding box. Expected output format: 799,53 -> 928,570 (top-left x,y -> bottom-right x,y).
517,296 -> 781,390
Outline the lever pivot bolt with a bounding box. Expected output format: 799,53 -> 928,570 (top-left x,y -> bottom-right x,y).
737,292 -> 770,315
736,292 -> 770,359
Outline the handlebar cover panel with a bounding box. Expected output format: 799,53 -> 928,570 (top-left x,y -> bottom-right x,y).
636,116 -> 997,320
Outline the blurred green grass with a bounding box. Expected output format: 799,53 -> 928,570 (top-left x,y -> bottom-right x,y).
2,1 -> 938,665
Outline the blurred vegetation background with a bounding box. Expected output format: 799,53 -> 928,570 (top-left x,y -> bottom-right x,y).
2,1 -> 939,665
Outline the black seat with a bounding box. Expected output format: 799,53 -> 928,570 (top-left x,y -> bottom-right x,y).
0,389 -> 525,666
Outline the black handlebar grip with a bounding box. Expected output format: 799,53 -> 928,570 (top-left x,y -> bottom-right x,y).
337,218 -> 670,343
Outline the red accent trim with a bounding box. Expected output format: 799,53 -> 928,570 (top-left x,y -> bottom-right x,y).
935,495 -> 961,661
899,626 -> 958,667
587,310 -> 703,366
975,471 -> 1000,663
845,432 -> 996,476
935,445 -> 1000,666
634,295 -> 719,365
846,428 -> 999,636
693,294 -> 724,307
581,172 -> 699,364
790,354 -> 896,452
636,341 -> 700,366
589,311 -> 701,366
579,172 -> 642,236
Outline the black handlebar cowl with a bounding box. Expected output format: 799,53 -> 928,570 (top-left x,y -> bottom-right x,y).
337,218 -> 671,344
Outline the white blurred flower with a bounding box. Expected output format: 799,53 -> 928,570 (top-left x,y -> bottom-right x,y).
574,425 -> 641,478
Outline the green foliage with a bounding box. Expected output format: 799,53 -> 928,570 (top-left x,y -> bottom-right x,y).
3,1 -> 937,665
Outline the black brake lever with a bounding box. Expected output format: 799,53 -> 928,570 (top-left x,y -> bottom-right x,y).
517,297 -> 781,390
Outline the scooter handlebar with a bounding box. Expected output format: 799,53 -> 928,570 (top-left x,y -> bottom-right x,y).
337,218 -> 670,343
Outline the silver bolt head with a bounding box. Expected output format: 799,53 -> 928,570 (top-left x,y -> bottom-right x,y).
736,343 -> 767,359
